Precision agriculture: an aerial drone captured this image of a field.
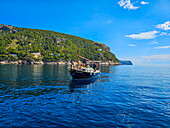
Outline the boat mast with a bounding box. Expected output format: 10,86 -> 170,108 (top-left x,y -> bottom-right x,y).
77,43 -> 79,67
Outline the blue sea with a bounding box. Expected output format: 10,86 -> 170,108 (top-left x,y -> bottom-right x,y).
0,65 -> 169,127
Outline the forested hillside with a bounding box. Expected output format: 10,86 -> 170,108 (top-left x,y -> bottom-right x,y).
0,24 -> 119,62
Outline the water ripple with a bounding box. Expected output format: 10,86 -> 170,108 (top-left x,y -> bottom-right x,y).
0,65 -> 169,127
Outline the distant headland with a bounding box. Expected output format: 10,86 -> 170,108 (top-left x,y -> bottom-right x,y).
0,24 -> 122,65
119,60 -> 133,65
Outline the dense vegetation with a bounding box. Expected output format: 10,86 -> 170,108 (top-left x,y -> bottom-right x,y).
0,24 -> 119,62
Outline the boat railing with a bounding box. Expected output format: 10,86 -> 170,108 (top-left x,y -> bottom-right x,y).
70,66 -> 100,73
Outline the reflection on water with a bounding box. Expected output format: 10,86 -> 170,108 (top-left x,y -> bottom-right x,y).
68,77 -> 99,93
0,64 -> 169,127
100,65 -> 111,73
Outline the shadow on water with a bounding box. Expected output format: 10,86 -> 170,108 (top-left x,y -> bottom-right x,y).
68,77 -> 99,92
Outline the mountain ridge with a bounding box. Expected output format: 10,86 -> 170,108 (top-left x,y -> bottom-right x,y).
0,24 -> 120,65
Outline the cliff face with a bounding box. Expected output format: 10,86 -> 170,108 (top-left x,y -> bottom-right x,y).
0,24 -> 14,30
0,24 -> 17,33
94,42 -> 110,52
0,24 -> 119,63
119,60 -> 133,65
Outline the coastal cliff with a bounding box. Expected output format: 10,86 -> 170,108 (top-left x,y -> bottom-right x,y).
0,24 -> 121,65
119,60 -> 133,65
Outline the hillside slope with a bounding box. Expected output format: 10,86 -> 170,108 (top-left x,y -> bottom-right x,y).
0,24 -> 119,63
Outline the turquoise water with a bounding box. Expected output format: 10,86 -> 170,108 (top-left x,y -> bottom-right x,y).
0,65 -> 169,127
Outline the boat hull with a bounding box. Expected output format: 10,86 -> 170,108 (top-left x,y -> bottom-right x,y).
69,69 -> 100,79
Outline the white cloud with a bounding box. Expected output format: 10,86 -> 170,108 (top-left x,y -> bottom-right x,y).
160,32 -> 167,36
151,41 -> 158,45
117,0 -> 139,10
156,21 -> 170,30
141,1 -> 149,5
126,30 -> 158,39
142,54 -> 170,60
154,46 -> 170,49
128,44 -> 136,46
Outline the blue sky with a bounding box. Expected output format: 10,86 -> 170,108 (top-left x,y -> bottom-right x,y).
1,0 -> 170,65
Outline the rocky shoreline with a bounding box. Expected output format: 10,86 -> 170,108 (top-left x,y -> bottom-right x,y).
0,60 -> 121,66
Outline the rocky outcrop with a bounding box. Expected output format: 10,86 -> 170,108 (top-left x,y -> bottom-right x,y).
0,61 -> 9,64
0,24 -> 13,30
100,61 -> 121,66
54,38 -> 66,43
30,53 -> 41,58
0,60 -> 121,66
94,42 -> 110,52
0,61 -> 18,64
34,61 -> 44,64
